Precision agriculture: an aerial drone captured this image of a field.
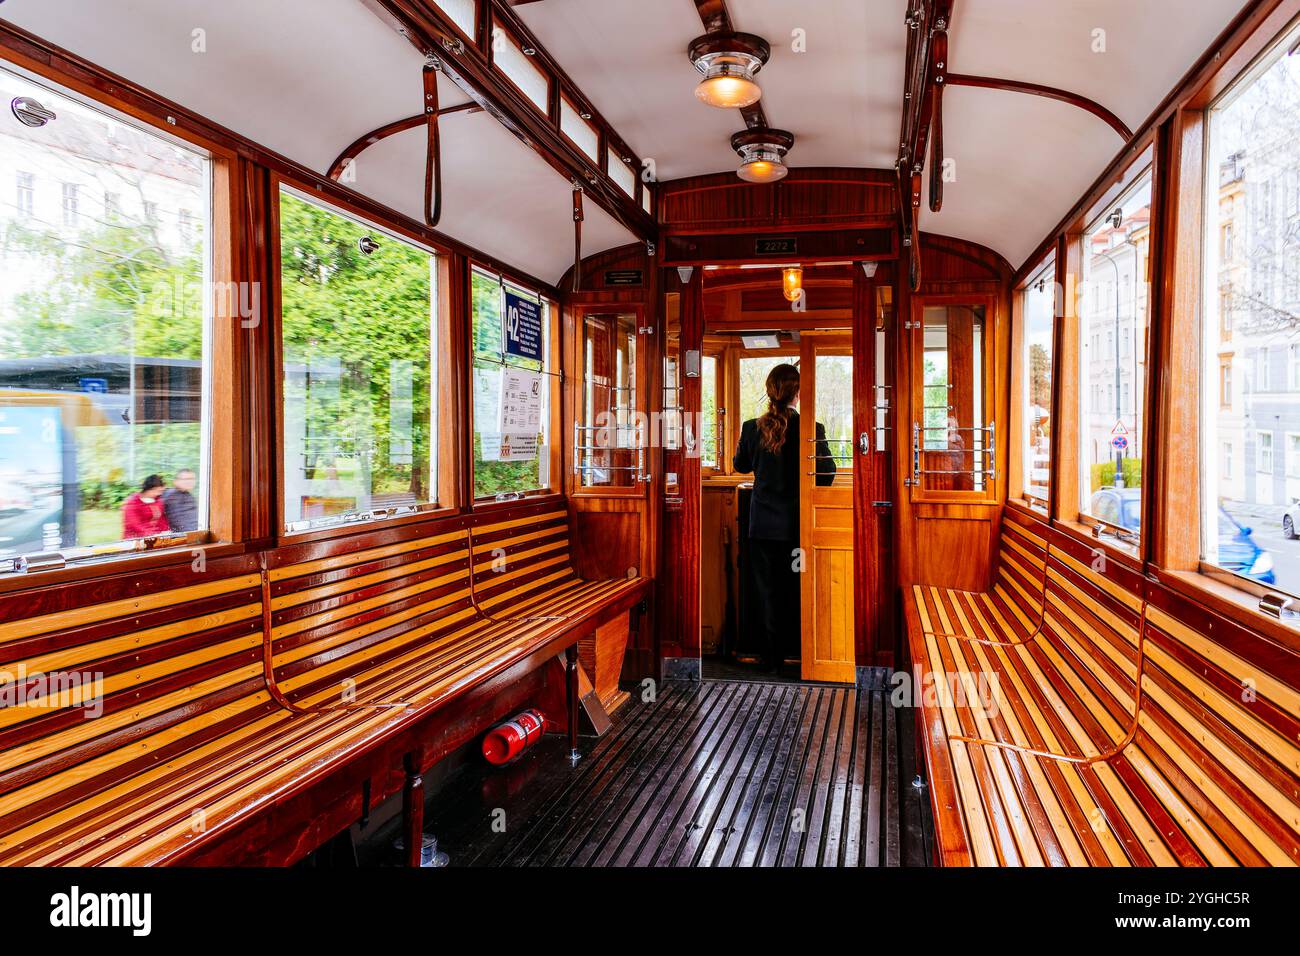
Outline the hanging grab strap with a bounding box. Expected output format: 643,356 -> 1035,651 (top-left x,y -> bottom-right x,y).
423,57 -> 442,229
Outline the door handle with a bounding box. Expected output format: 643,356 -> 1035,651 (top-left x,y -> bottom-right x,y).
858,431 -> 871,455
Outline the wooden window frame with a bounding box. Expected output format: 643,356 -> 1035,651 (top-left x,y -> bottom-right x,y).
489,18 -> 551,116
907,291 -> 1000,505
0,53 -> 244,584
569,302 -> 649,499
270,177 -> 460,543
468,263 -> 563,509
1009,252 -> 1057,513
1029,1 -> 1300,621
558,91 -> 599,165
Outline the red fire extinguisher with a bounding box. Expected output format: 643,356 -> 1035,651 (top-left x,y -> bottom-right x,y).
482,708 -> 547,766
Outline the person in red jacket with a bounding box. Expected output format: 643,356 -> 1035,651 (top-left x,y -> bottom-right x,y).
122,475 -> 170,540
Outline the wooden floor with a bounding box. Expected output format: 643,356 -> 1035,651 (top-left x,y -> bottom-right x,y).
414,678 -> 933,867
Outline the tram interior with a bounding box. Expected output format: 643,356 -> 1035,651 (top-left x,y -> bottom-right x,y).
0,0 -> 1296,875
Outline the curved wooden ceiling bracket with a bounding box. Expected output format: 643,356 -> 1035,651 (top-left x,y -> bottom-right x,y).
945,73 -> 1133,140
326,100 -> 480,184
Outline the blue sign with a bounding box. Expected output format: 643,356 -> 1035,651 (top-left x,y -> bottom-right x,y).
1111,435 -> 1129,451
503,289 -> 543,362
79,377 -> 109,394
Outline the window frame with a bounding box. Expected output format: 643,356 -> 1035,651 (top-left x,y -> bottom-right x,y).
468,263 -> 563,507
570,302 -> 649,498
490,19 -> 550,115
1011,253 -> 1057,512
0,54 -> 239,581
271,176 -> 459,542
907,291 -> 999,505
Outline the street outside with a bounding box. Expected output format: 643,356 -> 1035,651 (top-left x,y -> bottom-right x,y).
1222,502 -> 1300,596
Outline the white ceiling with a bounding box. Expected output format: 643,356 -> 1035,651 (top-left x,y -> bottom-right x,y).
519,0 -> 1249,269
1,0 -> 1253,273
0,0 -> 635,282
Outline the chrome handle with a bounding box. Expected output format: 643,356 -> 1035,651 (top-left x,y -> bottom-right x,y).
12,97 -> 56,128
859,431 -> 871,455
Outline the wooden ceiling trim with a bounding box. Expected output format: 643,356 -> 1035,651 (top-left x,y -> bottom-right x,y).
362,0 -> 655,240
945,73 -> 1133,140
326,102 -> 480,182
896,0 -> 953,291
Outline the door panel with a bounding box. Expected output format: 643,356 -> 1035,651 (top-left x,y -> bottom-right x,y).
800,333 -> 856,683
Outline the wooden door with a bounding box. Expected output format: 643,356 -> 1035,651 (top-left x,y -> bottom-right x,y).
799,332 -> 856,683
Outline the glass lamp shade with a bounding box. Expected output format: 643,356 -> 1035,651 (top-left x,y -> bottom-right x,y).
694,60 -> 762,108
736,148 -> 788,183
782,267 -> 803,302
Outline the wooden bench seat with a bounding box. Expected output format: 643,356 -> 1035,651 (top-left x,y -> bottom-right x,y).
904,509 -> 1300,866
0,507 -> 647,865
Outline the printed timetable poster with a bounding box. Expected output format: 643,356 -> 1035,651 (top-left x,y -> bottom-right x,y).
503,288 -> 543,362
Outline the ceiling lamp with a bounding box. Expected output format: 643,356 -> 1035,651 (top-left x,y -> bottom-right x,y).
782,267 -> 803,303
688,32 -> 770,109
731,128 -> 794,184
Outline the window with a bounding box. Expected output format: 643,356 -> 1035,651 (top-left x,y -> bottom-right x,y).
642,186 -> 654,218
472,268 -> 555,500
60,182 -> 78,227
492,23 -> 549,113
1220,361 -> 1233,408
1256,347 -> 1271,391
279,188 -> 440,531
433,0 -> 477,40
1259,432 -> 1274,474
1223,442 -> 1234,479
606,145 -> 636,198
913,299 -> 992,495
103,190 -> 120,219
15,171 -> 33,217
700,354 -> 719,470
1291,344 -> 1300,390
739,354 -> 795,424
0,66 -> 211,566
559,96 -> 598,163
1079,167 -> 1152,538
1288,434 -> 1300,479
1020,260 -> 1055,504
577,312 -> 640,488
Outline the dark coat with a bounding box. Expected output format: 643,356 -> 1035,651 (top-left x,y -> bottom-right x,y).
162,488 -> 198,533
733,410 -> 836,541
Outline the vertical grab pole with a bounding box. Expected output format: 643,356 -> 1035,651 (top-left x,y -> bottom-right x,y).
565,643 -> 580,763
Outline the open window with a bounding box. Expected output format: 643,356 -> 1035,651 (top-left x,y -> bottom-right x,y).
471,267 -> 559,501
278,187 -> 445,532
1200,18 -> 1300,595
0,63 -> 214,569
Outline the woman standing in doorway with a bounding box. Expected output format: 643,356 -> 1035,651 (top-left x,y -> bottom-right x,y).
733,363 -> 836,672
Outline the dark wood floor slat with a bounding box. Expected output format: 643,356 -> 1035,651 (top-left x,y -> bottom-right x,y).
495,681 -> 693,866
712,684 -> 805,868
427,679 -> 932,868
585,682 -> 743,867
662,682 -> 784,867
760,686 -> 826,867
545,681 -> 726,867
614,682 -> 755,866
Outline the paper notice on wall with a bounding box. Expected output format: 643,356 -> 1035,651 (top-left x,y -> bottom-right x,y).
498,368 -> 542,434
480,432 -> 538,462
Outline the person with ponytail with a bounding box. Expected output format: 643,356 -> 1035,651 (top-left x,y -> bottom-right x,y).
733,363 -> 835,672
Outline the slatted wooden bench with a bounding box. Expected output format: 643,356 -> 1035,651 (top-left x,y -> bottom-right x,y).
0,506 -> 648,865
904,508 -> 1300,866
